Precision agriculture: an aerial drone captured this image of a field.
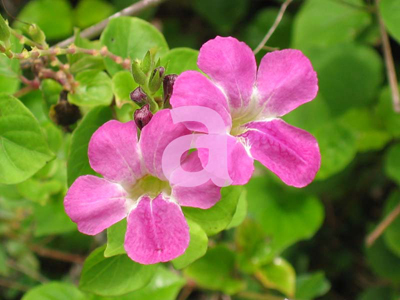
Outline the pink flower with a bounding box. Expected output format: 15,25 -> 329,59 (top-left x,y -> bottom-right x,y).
64,110 -> 221,264
170,36 -> 321,188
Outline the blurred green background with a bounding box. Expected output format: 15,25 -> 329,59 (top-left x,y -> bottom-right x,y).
1,0 -> 400,299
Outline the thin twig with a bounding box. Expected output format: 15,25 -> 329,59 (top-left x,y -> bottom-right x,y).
0,278 -> 30,292
366,201 -> 400,247
375,0 -> 400,113
253,0 -> 292,55
29,244 -> 85,264
55,0 -> 167,48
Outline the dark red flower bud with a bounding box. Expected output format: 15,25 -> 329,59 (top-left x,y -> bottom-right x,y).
152,66 -> 165,78
130,87 -> 147,104
134,104 -> 153,130
163,74 -> 178,105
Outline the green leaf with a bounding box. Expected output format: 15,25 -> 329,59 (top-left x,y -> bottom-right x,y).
314,119 -> 357,180
68,70 -> 113,107
295,272 -> 331,300
184,245 -> 245,295
70,56 -> 105,74
379,0 -> 400,43
235,219 -> 276,273
192,0 -> 249,34
67,106 -> 112,186
307,43 -> 382,116
112,265 -> 186,300
34,198 -> 76,237
41,79 -> 63,113
80,246 -> 156,296
15,0 -> 73,40
161,48 -> 200,74
255,258 -> 296,297
376,85 -> 400,138
100,17 -> 168,75
183,185 -> 243,236
383,191 -> 400,257
0,95 -> 54,184
292,0 -> 370,49
384,144 -> 400,186
246,177 -> 324,252
74,0 -> 114,29
22,282 -> 85,300
0,35 -> 22,94
340,108 -> 391,152
112,70 -> 138,106
16,178 -> 62,205
366,237 -> 400,282
226,188 -> 247,229
173,219 -> 208,269
105,219 -> 127,258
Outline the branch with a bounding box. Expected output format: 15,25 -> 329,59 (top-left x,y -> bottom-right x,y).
375,0 -> 400,113
366,201 -> 400,247
0,278 -> 30,292
29,244 -> 85,264
55,0 -> 167,48
253,0 -> 292,55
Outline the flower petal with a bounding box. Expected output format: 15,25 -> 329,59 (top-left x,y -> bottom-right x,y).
64,175 -> 128,235
170,71 -> 232,132
124,195 -> 189,264
256,49 -> 318,117
198,36 -> 256,110
197,135 -> 254,185
241,119 -> 320,188
172,150 -> 221,209
140,109 -> 191,180
88,120 -> 144,185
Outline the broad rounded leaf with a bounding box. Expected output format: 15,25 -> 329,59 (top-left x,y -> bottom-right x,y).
379,0 -> 400,43
15,0 -> 73,39
384,143 -> 400,186
74,0 -> 114,29
161,48 -> 200,74
105,219 -> 127,257
376,85 -> 400,138
112,70 -> 138,106
80,246 -> 157,296
67,106 -> 113,186
22,282 -> 85,300
292,0 -> 370,49
256,258 -> 296,297
68,70 -> 113,107
0,35 -> 22,94
295,272 -> 331,300
182,186 -> 243,236
0,95 -> 54,184
172,219 -> 208,269
100,17 -> 168,75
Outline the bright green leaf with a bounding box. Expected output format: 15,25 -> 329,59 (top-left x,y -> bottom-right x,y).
256,258 -> 296,297
22,282 -> 85,300
183,185 -> 243,236
15,0 -> 73,40
0,95 -> 54,184
16,178 -> 62,205
100,17 -> 168,75
112,70 -> 138,106
74,0 -> 114,29
184,245 -> 245,295
105,219 -> 127,257
0,35 -> 22,94
161,48 -> 200,74
68,70 -> 113,107
379,0 -> 400,43
226,188 -> 247,229
292,0 -> 370,49
67,106 -> 112,186
80,246 -> 156,296
173,219 -> 208,269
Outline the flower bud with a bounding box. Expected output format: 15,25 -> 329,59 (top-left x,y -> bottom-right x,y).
163,74 -> 178,105
148,66 -> 165,94
130,87 -> 147,104
134,104 -> 153,130
28,24 -> 46,45
131,60 -> 147,85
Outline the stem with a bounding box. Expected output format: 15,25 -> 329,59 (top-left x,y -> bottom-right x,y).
253,0 -> 292,55
237,292 -> 287,300
0,278 -> 30,292
55,0 -> 168,48
375,0 -> 400,113
366,201 -> 400,247
29,244 -> 85,264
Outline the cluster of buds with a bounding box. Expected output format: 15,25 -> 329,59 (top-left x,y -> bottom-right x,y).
129,49 -> 178,130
